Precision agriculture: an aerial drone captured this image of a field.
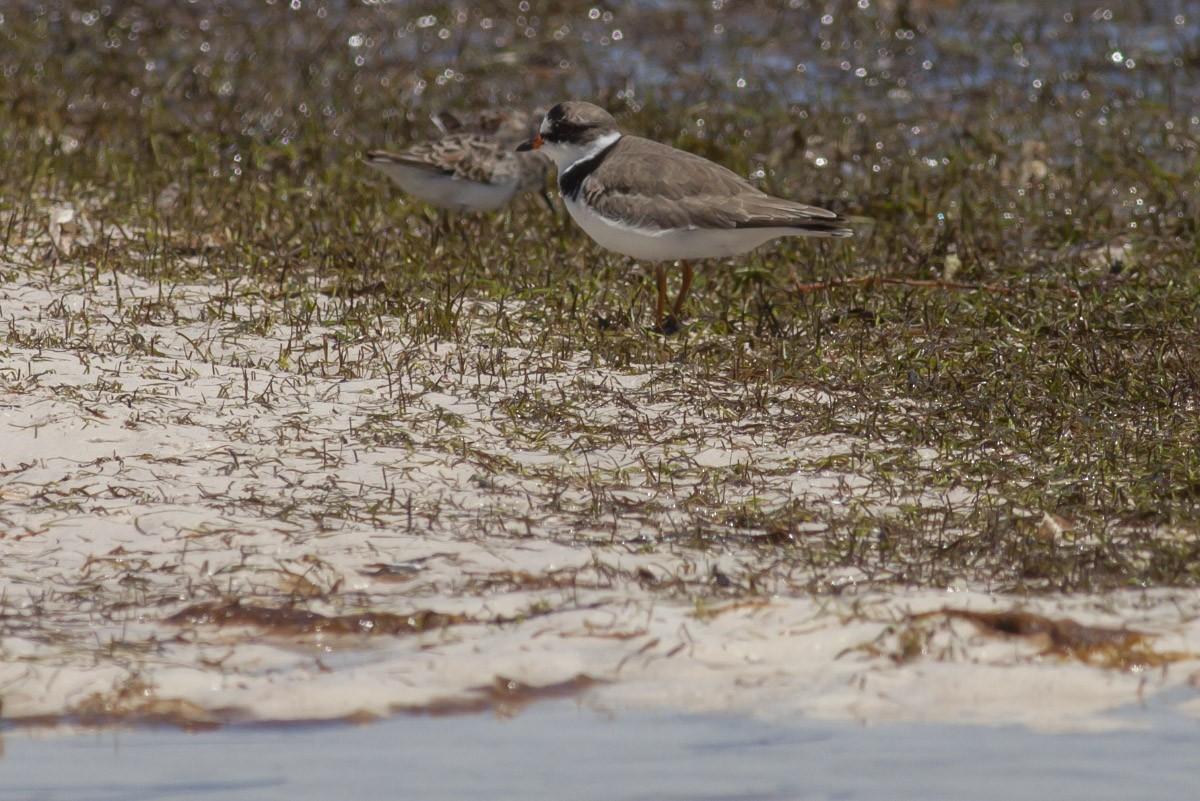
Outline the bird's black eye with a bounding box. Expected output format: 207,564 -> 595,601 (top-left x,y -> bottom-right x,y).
548,118 -> 586,142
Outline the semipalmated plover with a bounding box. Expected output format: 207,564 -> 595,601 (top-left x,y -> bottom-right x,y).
365,133 -> 550,214
518,101 -> 853,331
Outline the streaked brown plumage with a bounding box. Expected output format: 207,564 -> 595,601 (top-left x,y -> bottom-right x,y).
365,134 -> 549,214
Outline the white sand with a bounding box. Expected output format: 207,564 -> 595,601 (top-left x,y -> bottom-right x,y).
2,226 -> 1198,732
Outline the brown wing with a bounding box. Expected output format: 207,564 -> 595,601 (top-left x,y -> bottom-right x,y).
432,108 -> 536,145
368,135 -> 517,183
583,136 -> 848,234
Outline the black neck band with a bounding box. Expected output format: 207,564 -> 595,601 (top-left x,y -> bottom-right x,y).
558,138 -> 620,201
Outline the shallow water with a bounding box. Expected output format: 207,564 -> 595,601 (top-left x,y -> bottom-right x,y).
2,701 -> 1197,801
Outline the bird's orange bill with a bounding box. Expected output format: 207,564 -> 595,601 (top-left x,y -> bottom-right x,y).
516,134 -> 543,152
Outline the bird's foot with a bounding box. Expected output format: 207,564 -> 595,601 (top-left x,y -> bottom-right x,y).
654,315 -> 685,336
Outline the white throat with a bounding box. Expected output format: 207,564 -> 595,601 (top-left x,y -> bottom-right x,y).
540,129 -> 621,172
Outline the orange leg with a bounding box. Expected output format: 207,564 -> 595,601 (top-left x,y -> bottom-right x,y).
672,260 -> 693,320
655,263 -> 668,330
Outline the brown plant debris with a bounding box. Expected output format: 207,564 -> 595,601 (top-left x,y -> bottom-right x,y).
70,678 -> 222,730
166,600 -> 468,637
920,608 -> 1192,670
399,673 -> 603,719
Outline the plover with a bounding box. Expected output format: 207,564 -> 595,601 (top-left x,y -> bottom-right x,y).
365,133 -> 550,215
518,101 -> 853,331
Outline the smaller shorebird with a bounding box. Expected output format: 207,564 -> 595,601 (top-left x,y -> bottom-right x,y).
519,101 -> 853,331
365,134 -> 551,216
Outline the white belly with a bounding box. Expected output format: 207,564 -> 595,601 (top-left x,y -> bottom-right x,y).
371,163 -> 519,213
564,196 -> 800,261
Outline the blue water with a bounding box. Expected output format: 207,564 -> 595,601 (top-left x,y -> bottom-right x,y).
2,701 -> 1196,801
